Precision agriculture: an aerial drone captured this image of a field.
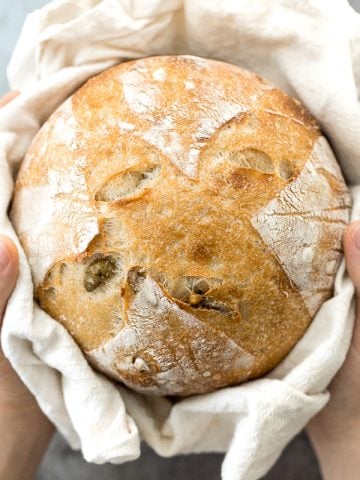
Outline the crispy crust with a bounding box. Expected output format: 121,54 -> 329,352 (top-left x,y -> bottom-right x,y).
11,55 -> 351,396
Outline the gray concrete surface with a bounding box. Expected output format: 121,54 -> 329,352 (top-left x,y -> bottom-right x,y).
1,1 -> 360,479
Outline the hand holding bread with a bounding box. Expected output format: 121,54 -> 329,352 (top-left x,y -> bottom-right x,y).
307,222 -> 360,480
0,93 -> 53,480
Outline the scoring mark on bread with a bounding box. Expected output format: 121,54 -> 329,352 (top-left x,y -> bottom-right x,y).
171,276 -> 214,303
40,253 -> 124,302
42,286 -> 56,299
131,356 -> 150,372
84,253 -> 119,292
123,270 -> 231,315
229,148 -> 275,174
229,148 -> 295,181
95,164 -> 160,202
169,275 -> 230,313
126,266 -> 147,293
278,159 -> 295,180
191,297 -> 231,314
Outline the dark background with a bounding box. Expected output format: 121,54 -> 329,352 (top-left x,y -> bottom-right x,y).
1,1 -> 360,478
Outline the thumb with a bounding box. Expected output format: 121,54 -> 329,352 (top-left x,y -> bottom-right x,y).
0,236 -> 19,321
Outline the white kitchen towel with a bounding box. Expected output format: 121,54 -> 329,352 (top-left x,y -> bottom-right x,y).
1,1 -> 360,479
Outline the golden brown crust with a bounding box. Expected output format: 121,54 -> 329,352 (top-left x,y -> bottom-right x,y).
11,55 -> 351,396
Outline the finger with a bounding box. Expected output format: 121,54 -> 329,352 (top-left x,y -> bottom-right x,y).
0,236 -> 19,321
343,221 -> 360,295
0,91 -> 20,108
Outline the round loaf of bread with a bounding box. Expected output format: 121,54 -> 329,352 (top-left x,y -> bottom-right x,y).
11,55 -> 351,396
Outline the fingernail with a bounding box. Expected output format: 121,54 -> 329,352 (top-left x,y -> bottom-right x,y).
0,239 -> 10,271
352,224 -> 360,252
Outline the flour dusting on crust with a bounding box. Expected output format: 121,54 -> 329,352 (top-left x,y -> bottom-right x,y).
12,99 -> 100,285
120,57 -> 250,178
122,68 -> 159,115
252,136 -> 351,316
51,97 -> 79,150
14,172 -> 99,286
88,275 -> 255,395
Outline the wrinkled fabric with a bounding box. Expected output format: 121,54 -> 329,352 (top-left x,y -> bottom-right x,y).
0,1 -> 359,479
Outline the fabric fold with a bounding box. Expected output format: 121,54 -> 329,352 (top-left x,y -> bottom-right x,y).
1,1 -> 359,478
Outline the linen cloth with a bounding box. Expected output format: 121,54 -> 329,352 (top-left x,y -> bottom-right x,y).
1,1 -> 360,478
